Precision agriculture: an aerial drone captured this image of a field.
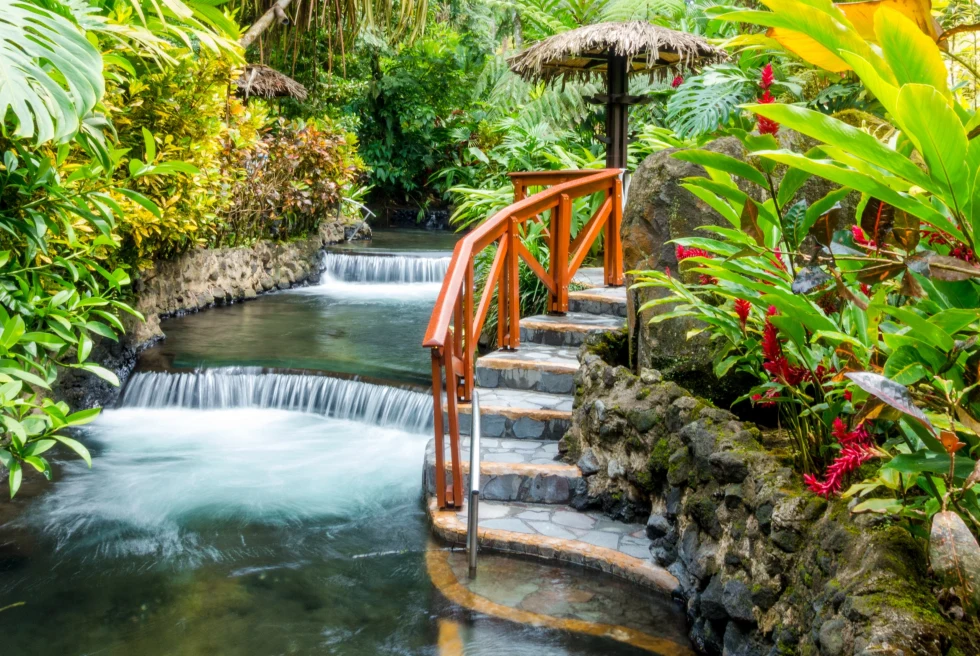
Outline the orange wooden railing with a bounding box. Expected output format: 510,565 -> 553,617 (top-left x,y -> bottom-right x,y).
423,169 -> 624,509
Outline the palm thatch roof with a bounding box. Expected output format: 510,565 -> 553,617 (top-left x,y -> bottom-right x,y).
508,21 -> 724,83
236,64 -> 308,101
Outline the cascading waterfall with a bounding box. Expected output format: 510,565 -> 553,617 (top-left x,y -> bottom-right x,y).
120,368 -> 433,434
319,251 -> 449,284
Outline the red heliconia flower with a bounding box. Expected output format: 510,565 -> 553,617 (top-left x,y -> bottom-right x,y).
672,75 -> 684,88
760,63 -> 775,89
734,299 -> 751,331
860,283 -> 872,298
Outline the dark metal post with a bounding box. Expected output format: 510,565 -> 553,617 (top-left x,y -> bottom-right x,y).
605,53 -> 629,170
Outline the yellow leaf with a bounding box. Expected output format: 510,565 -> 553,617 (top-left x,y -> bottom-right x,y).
767,0 -> 940,73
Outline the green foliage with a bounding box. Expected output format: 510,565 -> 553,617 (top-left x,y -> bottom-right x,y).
352,24 -> 487,200
0,0 -> 245,497
225,117 -> 364,245
636,0 -> 980,579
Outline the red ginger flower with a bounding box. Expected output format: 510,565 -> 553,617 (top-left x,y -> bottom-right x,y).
844,390 -> 852,402
860,283 -> 872,297
676,245 -> 717,285
757,85 -> 779,136
805,419 -> 876,497
804,443 -> 876,497
672,75 -> 684,88
734,299 -> 751,331
751,388 -> 779,408
760,63 -> 775,89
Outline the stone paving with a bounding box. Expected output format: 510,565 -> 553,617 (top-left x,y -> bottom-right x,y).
568,286 -> 629,317
459,501 -> 653,559
476,343 -> 579,394
450,388 -> 572,440
520,312 -> 627,347
424,437 -> 578,504
428,497 -> 678,594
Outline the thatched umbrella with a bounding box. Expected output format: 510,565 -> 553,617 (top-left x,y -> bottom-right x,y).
236,64 -> 308,101
509,21 -> 723,169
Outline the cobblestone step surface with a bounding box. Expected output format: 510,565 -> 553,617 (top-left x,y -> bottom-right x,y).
519,312 -> 626,347
475,343 -> 579,394
568,286 -> 628,317
427,497 -> 678,595
447,388 -> 572,441
424,437 -> 580,505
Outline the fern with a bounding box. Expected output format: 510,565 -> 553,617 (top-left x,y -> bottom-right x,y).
602,0 -> 685,22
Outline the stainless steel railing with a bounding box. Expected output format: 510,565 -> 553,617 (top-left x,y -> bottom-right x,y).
467,391 -> 481,578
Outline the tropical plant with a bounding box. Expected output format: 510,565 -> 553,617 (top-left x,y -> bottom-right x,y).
634,0 -> 980,610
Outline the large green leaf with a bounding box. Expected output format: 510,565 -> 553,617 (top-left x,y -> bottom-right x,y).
745,103 -> 938,194
875,7 -> 950,98
896,84 -> 969,216
0,0 -> 104,143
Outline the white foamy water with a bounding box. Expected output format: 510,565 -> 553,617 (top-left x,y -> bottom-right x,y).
120,368 -> 433,433
319,252 -> 449,284
22,407 -> 429,559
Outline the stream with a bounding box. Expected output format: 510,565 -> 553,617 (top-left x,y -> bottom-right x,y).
0,230 -> 689,655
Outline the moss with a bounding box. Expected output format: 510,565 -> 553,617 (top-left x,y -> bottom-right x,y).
634,469 -> 654,492
647,438 -> 672,477
684,495 -> 718,532
635,387 -> 651,400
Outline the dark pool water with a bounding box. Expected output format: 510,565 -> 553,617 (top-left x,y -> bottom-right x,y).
0,230 -> 689,655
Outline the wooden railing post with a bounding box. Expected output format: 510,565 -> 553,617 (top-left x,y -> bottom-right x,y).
606,177 -> 624,286
443,341 -> 463,507
554,194 -> 571,313
462,258 -> 474,400
507,217 -> 520,349
430,348 -> 447,510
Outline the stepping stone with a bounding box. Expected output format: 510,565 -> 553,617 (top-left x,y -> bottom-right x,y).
571,267 -> 606,288
519,313 -> 626,347
476,343 -> 579,394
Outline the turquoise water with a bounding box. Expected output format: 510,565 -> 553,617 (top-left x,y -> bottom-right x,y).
0,231 -> 688,655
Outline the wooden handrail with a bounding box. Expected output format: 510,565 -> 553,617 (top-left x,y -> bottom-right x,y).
423,168 -> 624,509
424,169 -> 621,348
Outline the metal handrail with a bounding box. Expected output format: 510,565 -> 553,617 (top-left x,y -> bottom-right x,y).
467,390 -> 481,578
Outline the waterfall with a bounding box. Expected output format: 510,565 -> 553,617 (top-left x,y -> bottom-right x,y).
120,368 -> 433,434
319,252 -> 449,284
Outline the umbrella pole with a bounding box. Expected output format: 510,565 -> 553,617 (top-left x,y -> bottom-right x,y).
605,53 -> 629,170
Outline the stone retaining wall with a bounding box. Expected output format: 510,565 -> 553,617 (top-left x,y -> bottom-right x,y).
559,335 -> 977,656
53,219 -> 368,410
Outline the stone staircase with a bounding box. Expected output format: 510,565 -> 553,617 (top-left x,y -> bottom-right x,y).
424,268 -> 680,597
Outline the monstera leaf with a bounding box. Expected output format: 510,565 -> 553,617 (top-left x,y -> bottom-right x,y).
0,0 -> 104,144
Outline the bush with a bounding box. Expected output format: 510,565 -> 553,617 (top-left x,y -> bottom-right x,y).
224,118 -> 364,246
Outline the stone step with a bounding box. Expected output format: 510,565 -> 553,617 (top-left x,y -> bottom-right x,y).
572,267 -> 606,288
568,286 -> 628,317
426,497 -> 679,594
519,312 -> 627,347
424,437 -> 581,505
446,388 -> 572,441
475,343 -> 578,394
